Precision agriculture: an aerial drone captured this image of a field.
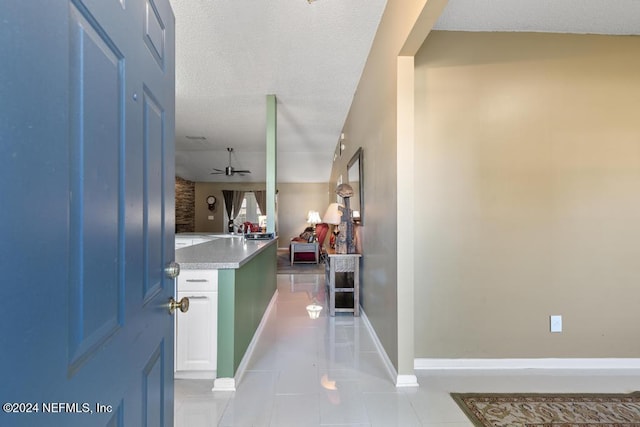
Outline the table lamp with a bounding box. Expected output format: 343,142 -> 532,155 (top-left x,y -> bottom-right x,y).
323,203 -> 343,250
322,203 -> 342,225
307,210 -> 322,241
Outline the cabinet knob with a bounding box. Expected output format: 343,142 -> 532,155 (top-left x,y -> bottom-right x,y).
169,297 -> 190,315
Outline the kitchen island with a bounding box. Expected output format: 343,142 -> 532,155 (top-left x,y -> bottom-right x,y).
175,234 -> 277,390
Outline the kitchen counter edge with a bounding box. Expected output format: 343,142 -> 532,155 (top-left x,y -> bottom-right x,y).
175,235 -> 278,270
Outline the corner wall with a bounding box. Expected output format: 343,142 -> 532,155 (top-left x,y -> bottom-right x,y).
331,1 -> 438,376
414,31 -> 640,358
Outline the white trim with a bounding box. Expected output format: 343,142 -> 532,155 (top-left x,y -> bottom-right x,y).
360,309 -> 419,387
235,289 -> 278,385
414,358 -> 640,370
396,374 -> 419,387
212,377 -> 235,391
174,370 -> 216,380
396,55 -> 417,390
360,310 -> 397,382
212,290 -> 279,392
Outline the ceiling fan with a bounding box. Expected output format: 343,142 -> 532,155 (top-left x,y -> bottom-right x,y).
210,147 -> 252,176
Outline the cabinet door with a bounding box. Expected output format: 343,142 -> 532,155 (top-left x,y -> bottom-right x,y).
175,290 -> 217,377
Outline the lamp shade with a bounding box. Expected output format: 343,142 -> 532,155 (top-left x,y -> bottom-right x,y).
322,203 -> 342,225
307,210 -> 321,225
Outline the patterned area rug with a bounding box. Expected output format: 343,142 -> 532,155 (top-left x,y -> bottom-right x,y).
276,250 -> 324,274
452,392 -> 640,427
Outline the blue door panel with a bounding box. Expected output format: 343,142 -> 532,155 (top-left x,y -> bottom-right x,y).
143,343 -> 165,426
0,0 -> 71,398
144,0 -> 166,69
0,0 -> 175,425
69,2 -> 124,370
143,89 -> 165,301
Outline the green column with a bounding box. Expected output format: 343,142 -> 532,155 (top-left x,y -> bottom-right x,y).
266,94 -> 277,234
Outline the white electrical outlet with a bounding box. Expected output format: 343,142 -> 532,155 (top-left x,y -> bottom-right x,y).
550,315 -> 562,333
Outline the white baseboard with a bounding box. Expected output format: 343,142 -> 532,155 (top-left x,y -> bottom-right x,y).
396,374 -> 419,387
212,290 -> 279,392
174,370 -> 216,380
360,309 -> 418,388
212,377 -> 235,391
415,358 -> 640,370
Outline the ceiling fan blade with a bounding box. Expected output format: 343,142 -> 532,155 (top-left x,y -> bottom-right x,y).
209,148 -> 250,177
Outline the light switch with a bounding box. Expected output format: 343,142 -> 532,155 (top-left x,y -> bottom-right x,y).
208,215 -> 214,220
550,315 -> 562,333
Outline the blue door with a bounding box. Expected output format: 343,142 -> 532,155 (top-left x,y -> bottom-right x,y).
0,0 -> 176,425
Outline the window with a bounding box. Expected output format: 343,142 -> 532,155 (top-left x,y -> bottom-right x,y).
226,192 -> 262,225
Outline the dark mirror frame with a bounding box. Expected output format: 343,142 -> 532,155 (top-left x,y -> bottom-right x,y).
347,147 -> 364,224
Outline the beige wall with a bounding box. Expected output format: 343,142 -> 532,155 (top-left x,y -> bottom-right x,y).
414,31 -> 640,358
331,1 -> 442,375
277,183 -> 332,249
193,181 -> 329,247
194,182 -> 265,233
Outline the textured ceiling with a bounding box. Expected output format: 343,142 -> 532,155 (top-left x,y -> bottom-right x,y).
170,0 -> 386,183
433,0 -> 640,34
171,0 -> 639,183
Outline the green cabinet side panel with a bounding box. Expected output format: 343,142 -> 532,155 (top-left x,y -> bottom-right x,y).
217,243 -> 277,378
217,269 -> 236,378
233,244 -> 277,371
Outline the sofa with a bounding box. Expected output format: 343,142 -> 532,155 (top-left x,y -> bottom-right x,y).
241,221 -> 261,233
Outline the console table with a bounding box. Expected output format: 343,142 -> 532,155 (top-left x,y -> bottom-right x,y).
325,252 -> 361,316
290,241 -> 319,265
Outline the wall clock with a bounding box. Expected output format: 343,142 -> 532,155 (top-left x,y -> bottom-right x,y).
206,195 -> 216,211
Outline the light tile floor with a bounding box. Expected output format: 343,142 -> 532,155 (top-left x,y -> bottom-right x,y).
174,273 -> 640,426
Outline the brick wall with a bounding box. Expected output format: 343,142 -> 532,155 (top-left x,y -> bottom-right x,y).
175,176 -> 195,233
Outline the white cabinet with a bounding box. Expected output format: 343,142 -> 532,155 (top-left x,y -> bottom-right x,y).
175,235 -> 216,249
175,269 -> 218,379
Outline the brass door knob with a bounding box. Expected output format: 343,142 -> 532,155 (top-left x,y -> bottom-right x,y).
169,297 -> 189,314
